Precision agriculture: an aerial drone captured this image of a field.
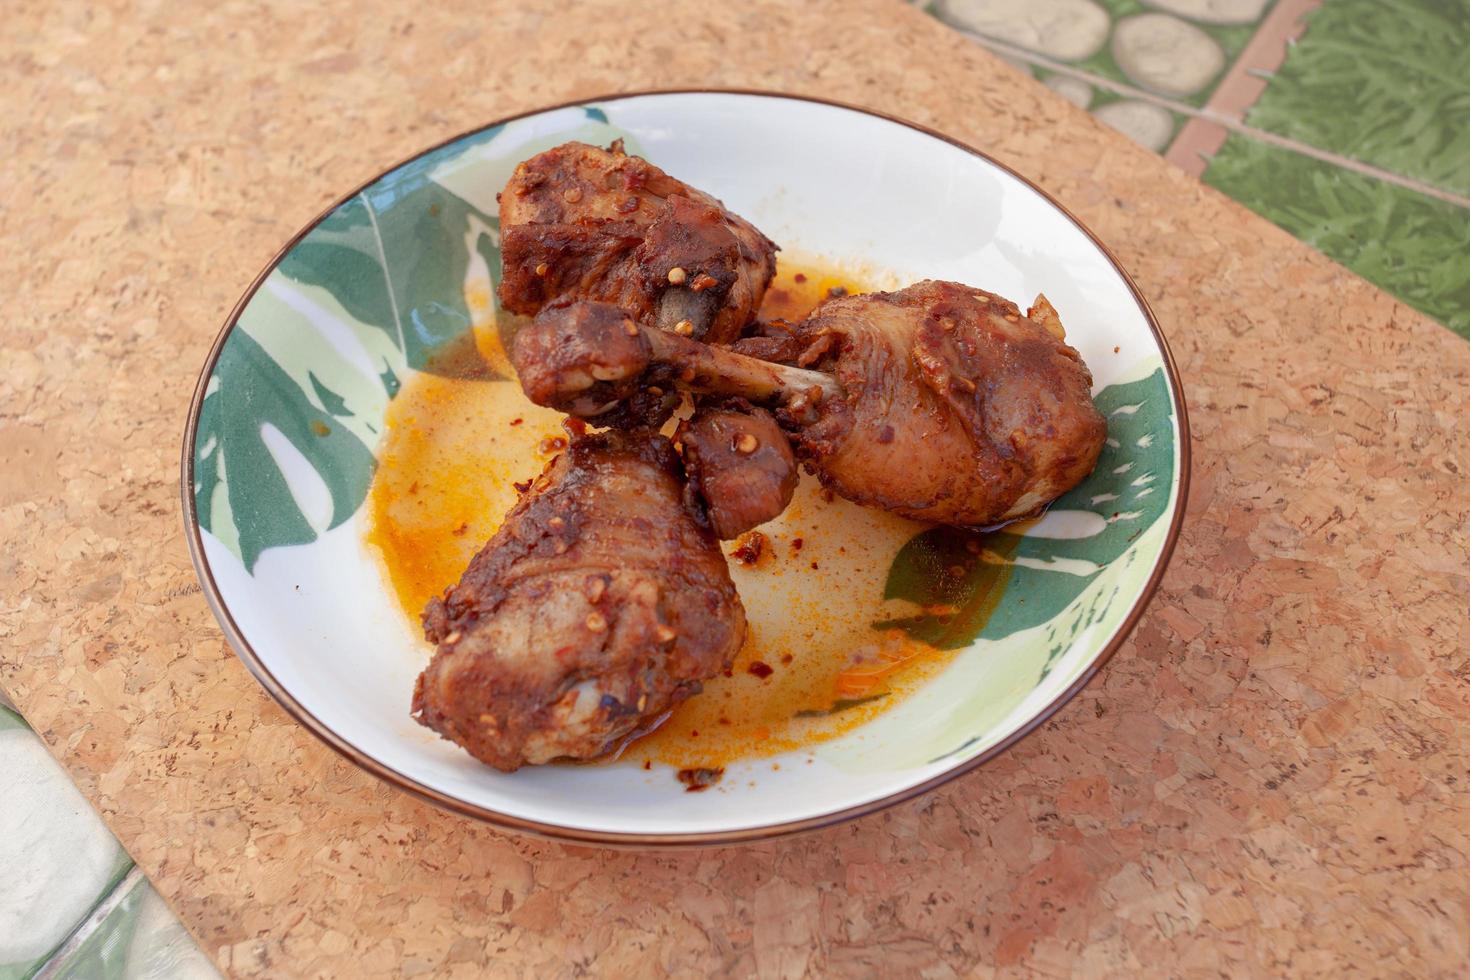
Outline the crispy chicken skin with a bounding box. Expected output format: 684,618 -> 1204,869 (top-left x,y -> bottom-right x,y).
497,140 -> 777,346
413,430 -> 746,771
781,280 -> 1107,525
679,405 -> 798,540
511,283 -> 1106,527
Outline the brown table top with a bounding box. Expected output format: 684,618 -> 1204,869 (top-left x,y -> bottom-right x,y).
4,0 -> 1468,975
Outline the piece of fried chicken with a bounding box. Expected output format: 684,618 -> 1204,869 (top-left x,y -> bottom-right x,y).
678,403 -> 799,541
511,281 -> 1107,527
413,429 -> 746,771
497,140 -> 777,346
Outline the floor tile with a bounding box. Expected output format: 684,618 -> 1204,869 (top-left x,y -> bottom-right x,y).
1090,96 -> 1183,152
1034,68 -> 1188,151
1164,0 -> 1318,176
1241,0 -> 1470,198
0,708 -> 133,980
37,872 -> 219,980
1204,135 -> 1470,339
930,0 -> 1274,107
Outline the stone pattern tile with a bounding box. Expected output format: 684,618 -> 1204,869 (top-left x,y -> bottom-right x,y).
925,0 -> 1469,340
925,0 -> 1273,150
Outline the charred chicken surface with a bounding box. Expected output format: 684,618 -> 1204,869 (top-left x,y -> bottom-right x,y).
512,281 -> 1107,527
498,140 -> 777,346
413,430 -> 746,771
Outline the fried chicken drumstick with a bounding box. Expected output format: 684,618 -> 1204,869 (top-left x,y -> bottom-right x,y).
413,430 -> 746,771
512,281 -> 1107,527
498,140 -> 777,346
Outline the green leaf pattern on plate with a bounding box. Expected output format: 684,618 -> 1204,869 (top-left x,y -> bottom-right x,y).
879,366 -> 1175,669
195,110 -> 640,572
194,329 -> 378,572
275,177 -> 502,373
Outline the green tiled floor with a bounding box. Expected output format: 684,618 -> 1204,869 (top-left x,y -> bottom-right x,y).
923,0 -> 1470,342
926,0 -> 1281,151
1208,0 -> 1470,339
1241,0 -> 1470,198
1205,136 -> 1470,338
1021,0 -> 1261,109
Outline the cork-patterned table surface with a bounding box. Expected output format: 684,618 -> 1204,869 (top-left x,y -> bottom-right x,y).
4,0 -> 1468,975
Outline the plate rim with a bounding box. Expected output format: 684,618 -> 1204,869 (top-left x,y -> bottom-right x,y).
179,87 -> 1193,847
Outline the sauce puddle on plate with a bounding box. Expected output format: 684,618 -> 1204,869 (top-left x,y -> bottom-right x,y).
364,256 -> 1013,771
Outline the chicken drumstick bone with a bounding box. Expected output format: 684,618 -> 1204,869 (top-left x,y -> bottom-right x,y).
513,281 -> 1107,527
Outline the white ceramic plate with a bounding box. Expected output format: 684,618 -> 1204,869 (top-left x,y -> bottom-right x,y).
182,91 -> 1189,844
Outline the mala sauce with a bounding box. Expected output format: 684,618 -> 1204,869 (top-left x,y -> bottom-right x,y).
364,256 -> 1005,771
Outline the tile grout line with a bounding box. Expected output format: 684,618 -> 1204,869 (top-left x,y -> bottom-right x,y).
959,29 -> 1470,210
1163,0 -> 1322,177
29,865 -> 146,980
951,28 -> 1202,116
1195,112 -> 1470,208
